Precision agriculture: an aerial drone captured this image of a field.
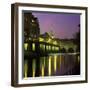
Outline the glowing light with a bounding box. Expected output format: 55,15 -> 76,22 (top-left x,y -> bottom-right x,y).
44,57 -> 45,66
46,45 -> 48,50
41,64 -> 44,77
49,45 -> 51,50
32,59 -> 36,77
32,19 -> 34,22
52,36 -> 54,39
55,47 -> 59,51
29,37 -> 31,40
32,43 -> 35,51
24,43 -> 28,50
53,41 -> 57,45
39,37 -> 44,42
24,61 -> 28,79
54,55 -> 57,72
40,57 -> 45,77
48,56 -> 51,76
47,38 -> 51,43
52,46 -> 55,50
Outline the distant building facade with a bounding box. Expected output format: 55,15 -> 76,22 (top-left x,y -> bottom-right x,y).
39,32 -> 77,52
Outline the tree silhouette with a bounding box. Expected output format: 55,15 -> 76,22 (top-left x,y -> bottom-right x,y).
73,24 -> 80,52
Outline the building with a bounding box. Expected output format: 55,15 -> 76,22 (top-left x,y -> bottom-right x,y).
39,32 -> 77,52
24,12 -> 77,53
24,12 -> 40,42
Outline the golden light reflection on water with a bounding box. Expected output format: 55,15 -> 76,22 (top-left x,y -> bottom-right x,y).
48,56 -> 51,76
40,57 -> 45,77
24,54 -> 80,78
32,59 -> 36,77
42,57 -> 46,76
54,55 -> 57,72
41,63 -> 44,77
24,60 -> 28,79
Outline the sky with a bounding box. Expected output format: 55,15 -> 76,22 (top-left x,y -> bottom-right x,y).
32,12 -> 80,39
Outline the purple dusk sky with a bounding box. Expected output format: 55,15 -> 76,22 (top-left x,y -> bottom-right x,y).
32,12 -> 80,39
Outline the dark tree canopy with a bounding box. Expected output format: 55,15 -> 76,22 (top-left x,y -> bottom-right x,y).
73,24 -> 80,52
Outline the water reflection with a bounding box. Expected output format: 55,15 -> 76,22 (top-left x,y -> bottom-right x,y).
54,55 -> 57,73
24,53 -> 80,78
32,59 -> 36,77
24,60 -> 28,79
48,56 -> 51,76
40,57 -> 45,77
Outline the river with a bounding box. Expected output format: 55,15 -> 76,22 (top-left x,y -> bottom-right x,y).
24,53 -> 80,78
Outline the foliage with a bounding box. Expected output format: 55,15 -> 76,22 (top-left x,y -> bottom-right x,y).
73,24 -> 80,52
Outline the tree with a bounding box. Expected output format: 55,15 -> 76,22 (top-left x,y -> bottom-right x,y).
73,24 -> 80,52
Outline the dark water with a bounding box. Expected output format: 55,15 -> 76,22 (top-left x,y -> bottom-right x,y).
24,53 -> 80,78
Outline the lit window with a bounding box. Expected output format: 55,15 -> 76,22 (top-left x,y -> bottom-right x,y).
39,37 -> 44,42
24,43 -> 28,50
